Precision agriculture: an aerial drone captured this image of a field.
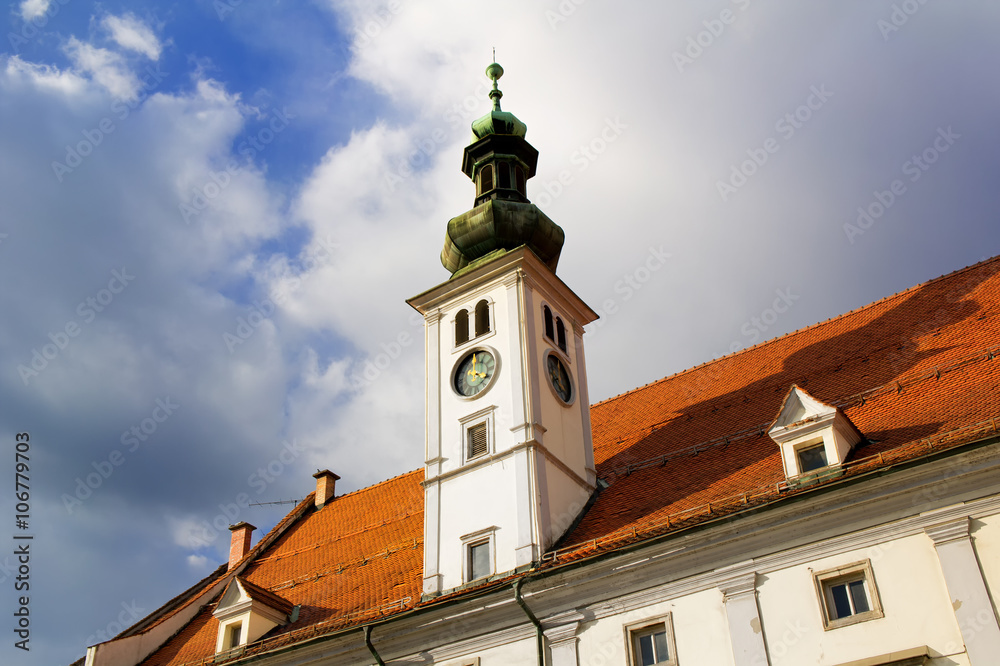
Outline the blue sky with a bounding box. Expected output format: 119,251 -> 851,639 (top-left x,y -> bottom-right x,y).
1,1 -> 999,664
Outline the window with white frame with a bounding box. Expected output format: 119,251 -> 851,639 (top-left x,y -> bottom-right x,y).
459,406 -> 495,464
796,441 -> 828,473
468,540 -> 491,581
460,527 -> 497,583
813,560 -> 884,630
624,614 -> 679,666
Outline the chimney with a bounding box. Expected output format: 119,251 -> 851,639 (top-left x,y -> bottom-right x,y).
313,469 -> 340,508
228,522 -> 256,571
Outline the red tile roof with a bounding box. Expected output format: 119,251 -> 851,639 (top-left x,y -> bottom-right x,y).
139,469 -> 424,665
135,256 -> 1000,664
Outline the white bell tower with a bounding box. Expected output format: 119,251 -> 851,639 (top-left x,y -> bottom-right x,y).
408,63 -> 598,598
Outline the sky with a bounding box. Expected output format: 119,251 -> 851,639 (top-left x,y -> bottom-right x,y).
1,1 -> 999,664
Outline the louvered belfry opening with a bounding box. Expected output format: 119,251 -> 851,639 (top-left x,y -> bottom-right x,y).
467,422 -> 488,459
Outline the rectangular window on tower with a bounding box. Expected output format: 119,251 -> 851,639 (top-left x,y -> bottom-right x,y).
460,527 -> 497,584
468,540 -> 491,581
459,406 -> 495,464
467,422 -> 488,460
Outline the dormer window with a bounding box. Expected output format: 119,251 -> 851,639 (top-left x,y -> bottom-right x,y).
797,442 -> 828,473
213,577 -> 294,654
768,385 -> 863,482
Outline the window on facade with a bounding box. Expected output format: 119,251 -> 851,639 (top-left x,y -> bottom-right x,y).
797,442 -> 828,473
468,540 -> 491,581
474,300 -> 490,337
455,309 -> 470,345
627,617 -> 678,666
827,578 -> 869,618
498,161 -> 511,189
814,560 -> 883,630
556,318 -> 567,352
480,165 -> 494,195
467,422 -> 488,460
514,165 -> 525,195
543,305 -> 554,340
228,623 -> 242,648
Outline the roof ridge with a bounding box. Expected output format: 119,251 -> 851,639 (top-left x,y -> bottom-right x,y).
329,467 -> 423,501
591,254 -> 1000,408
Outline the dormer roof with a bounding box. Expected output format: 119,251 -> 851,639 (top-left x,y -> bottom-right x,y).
769,384 -> 836,431
215,577 -> 294,620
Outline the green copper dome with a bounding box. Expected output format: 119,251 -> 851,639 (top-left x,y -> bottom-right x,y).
470,62 -> 527,141
440,62 -> 564,277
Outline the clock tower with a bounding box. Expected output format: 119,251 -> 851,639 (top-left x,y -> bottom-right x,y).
408,63 -> 598,597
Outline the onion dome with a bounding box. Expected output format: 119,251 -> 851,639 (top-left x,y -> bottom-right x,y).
470,62 -> 527,140
441,62 -> 565,277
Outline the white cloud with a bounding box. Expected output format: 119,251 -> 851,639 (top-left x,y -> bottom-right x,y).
187,554 -> 210,569
3,56 -> 87,97
103,13 -> 163,61
18,0 -> 50,21
63,37 -> 140,99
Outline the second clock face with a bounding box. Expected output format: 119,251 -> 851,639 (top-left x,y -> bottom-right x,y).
455,350 -> 497,397
547,353 -> 573,403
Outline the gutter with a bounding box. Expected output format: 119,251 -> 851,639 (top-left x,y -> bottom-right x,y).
514,577 -> 545,665
364,625 -> 385,665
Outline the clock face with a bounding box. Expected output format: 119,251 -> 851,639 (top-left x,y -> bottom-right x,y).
454,350 -> 497,397
546,353 -> 573,404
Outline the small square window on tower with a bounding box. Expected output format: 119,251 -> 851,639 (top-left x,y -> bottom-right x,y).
813,560 -> 884,630
624,614 -> 679,666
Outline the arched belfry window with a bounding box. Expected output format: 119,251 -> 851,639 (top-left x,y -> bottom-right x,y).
514,165 -> 525,196
543,306 -> 554,340
474,300 -> 490,337
556,318 -> 567,352
455,309 -> 470,345
480,165 -> 494,196
498,161 -> 511,189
